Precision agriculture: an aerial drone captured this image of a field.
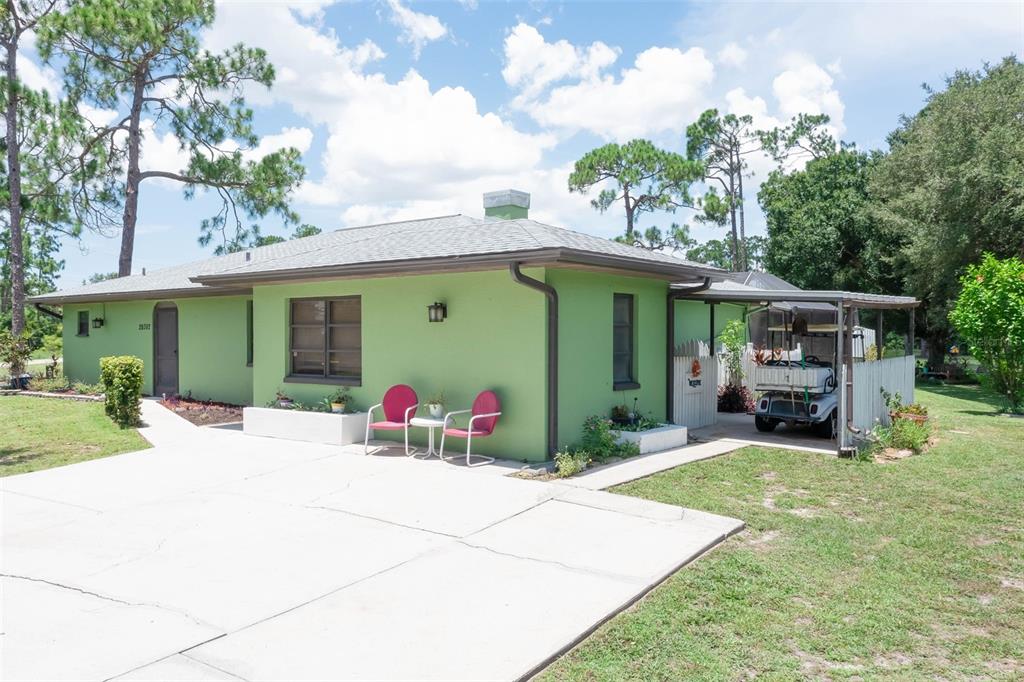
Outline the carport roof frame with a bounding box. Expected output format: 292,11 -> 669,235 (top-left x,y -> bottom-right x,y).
673,285 -> 919,309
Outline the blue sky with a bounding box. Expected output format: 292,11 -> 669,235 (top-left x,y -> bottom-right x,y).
24,0 -> 1024,285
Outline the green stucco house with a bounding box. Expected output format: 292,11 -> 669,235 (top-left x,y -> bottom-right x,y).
31,190 -> 733,462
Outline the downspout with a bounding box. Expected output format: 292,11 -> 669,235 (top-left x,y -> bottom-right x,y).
666,277 -> 713,422
33,303 -> 63,321
509,263 -> 558,457
845,304 -> 862,439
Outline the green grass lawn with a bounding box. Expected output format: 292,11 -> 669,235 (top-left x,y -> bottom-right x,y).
0,396 -> 149,477
544,384 -> 1024,680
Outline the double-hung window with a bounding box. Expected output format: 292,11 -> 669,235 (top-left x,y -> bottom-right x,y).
288,297 -> 361,384
612,293 -> 637,389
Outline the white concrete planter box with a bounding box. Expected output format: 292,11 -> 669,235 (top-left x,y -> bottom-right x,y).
614,423 -> 689,455
243,407 -> 370,445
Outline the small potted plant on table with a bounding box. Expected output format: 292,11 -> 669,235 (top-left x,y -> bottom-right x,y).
423,390 -> 447,419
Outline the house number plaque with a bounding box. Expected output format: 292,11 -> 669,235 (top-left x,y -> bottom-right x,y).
138,323 -> 151,331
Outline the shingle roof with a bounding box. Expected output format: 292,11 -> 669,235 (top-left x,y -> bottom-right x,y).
30,214 -> 721,304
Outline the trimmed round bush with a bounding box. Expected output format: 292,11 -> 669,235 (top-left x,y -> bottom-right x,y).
99,355 -> 144,427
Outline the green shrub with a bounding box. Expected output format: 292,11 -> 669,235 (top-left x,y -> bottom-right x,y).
73,381 -> 104,396
949,254 -> 1024,412
28,376 -> 70,393
875,417 -> 930,453
0,330 -> 33,378
99,356 -> 144,427
719,319 -> 747,385
581,415 -> 639,461
554,449 -> 591,478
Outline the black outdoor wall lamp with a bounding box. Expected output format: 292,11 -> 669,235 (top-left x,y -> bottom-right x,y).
91,317 -> 105,329
427,301 -> 447,322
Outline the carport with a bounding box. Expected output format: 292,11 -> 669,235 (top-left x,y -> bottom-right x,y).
672,282 -> 920,455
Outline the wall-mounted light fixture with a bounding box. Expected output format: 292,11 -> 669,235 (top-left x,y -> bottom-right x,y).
427,301 -> 447,323
91,317 -> 105,329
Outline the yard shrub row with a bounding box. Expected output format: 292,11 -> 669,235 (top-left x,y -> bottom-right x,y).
100,356 -> 144,427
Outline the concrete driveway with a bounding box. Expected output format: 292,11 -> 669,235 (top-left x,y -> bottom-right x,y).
1,406 -> 742,681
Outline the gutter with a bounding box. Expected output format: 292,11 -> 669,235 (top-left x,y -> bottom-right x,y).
27,286 -> 254,306
666,277 -> 713,422
509,262 -> 558,457
191,248 -> 721,287
33,303 -> 63,321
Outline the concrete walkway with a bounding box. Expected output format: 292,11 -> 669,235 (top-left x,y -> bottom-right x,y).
2,401 -> 743,681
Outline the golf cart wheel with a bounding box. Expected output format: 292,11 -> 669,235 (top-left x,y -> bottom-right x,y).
755,416 -> 778,433
812,411 -> 837,438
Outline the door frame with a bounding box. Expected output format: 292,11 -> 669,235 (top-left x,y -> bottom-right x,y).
153,302 -> 179,397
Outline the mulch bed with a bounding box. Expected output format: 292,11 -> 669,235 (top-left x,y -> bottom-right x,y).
161,396 -> 244,426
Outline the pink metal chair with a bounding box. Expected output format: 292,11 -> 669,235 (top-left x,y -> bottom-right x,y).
364,384 -> 419,456
439,390 -> 501,467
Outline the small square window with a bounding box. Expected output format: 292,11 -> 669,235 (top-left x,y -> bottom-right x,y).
77,311 -> 89,337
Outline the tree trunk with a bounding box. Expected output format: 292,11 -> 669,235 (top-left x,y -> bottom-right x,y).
727,170 -> 739,272
736,151 -> 747,271
4,37 -> 25,336
118,70 -> 147,277
926,333 -> 947,369
623,189 -> 635,244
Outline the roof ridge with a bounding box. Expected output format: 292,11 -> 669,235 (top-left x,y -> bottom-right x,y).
174,214 -> 474,272
503,219 -> 552,250
213,214 -> 481,275
508,217 -> 711,267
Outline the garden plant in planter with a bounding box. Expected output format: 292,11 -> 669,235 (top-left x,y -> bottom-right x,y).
328,387 -> 352,413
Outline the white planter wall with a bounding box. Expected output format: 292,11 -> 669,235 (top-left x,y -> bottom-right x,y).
615,423 -> 689,455
243,407 -> 370,445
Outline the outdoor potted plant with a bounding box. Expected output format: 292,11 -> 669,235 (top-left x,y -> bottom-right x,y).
893,402 -> 929,424
882,389 -> 928,424
274,390 -> 294,409
423,390 -> 446,418
328,386 -> 352,413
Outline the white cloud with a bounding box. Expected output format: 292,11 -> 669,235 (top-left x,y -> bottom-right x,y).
385,0 -> 448,59
299,70 -> 555,204
139,121 -> 191,175
724,87 -> 780,129
772,55 -> 845,136
136,120 -> 313,191
336,163 -> 599,235
502,25 -> 714,141
245,126 -> 314,161
716,42 -> 747,68
14,31 -> 60,96
501,23 -> 618,100
524,45 -> 715,141
204,4 -> 556,211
